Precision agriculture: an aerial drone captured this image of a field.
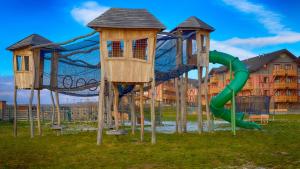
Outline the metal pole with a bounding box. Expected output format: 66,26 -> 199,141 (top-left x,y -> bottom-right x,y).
230,61 -> 236,136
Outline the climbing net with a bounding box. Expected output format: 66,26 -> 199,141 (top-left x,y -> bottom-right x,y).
37,31 -> 198,97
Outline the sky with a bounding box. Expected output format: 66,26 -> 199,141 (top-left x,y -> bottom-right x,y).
1,0 -> 300,103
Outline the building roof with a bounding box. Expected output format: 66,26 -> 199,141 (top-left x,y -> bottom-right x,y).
7,34 -> 53,51
173,16 -> 215,32
209,49 -> 298,75
88,8 -> 166,30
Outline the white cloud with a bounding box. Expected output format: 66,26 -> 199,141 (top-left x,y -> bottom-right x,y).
211,40 -> 256,60
222,0 -> 287,34
71,1 -> 109,25
223,31 -> 300,48
215,0 -> 300,58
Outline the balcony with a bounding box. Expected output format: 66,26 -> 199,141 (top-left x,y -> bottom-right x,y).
210,88 -> 220,94
285,82 -> 298,89
286,96 -> 298,102
272,68 -> 285,76
163,85 -> 176,92
273,68 -> 298,76
210,76 -> 218,83
273,82 -> 286,89
243,82 -> 253,90
274,95 -> 286,102
286,69 -> 297,76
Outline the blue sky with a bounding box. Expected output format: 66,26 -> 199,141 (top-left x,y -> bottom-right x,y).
1,0 -> 300,103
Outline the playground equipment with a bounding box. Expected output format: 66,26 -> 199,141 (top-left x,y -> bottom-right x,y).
209,51 -> 261,130
7,8 -> 261,144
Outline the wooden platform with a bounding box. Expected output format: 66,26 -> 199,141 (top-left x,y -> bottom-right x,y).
249,115 -> 269,124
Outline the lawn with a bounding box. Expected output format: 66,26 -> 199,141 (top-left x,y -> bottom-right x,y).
0,114 -> 299,169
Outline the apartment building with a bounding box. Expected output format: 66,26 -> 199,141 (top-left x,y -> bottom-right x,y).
209,49 -> 300,110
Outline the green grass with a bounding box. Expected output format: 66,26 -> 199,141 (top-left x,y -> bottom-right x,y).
0,115 -> 300,169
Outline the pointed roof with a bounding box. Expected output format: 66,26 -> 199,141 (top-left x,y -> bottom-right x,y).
7,34 -> 52,51
175,16 -> 215,32
88,8 -> 166,30
209,49 -> 298,75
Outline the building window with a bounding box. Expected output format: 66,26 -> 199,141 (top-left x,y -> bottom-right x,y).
107,41 -> 124,57
274,64 -> 281,70
286,90 -> 291,96
275,91 -> 280,96
286,77 -> 291,83
24,56 -> 29,71
16,55 -> 22,71
263,77 -> 268,83
285,64 -> 292,70
132,38 -> 148,60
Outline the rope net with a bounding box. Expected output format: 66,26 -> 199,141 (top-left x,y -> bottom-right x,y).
39,31 -> 197,97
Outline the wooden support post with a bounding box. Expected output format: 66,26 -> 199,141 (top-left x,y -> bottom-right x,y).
176,30 -> 183,134
50,91 -> 56,125
55,91 -> 61,126
130,93 -> 136,135
140,84 -> 144,142
28,53 -> 37,138
180,76 -> 185,132
97,79 -> 105,145
151,80 -> 156,144
196,31 -> 205,134
183,72 -> 188,132
197,67 -> 203,134
113,83 -> 119,129
204,65 -> 212,132
37,90 -> 42,136
205,33 -> 212,132
13,86 -> 17,137
107,82 -> 113,127
28,88 -> 35,138
175,78 -> 180,133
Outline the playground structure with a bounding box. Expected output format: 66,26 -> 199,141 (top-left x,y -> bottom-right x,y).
7,8 -> 261,144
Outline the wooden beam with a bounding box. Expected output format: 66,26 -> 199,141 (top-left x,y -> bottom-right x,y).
176,30 -> 183,133
205,34 -> 212,132
97,79 -> 105,145
55,91 -> 61,126
50,90 -> 56,125
107,82 -> 113,127
183,72 -> 188,132
13,86 -> 17,137
130,92 -> 136,135
113,83 -> 119,129
28,50 -> 37,138
37,90 -> 42,136
196,32 -> 203,134
140,84 -> 144,142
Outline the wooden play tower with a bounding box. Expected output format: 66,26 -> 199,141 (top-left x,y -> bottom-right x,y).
88,8 -> 166,144
172,16 -> 215,133
7,34 -> 61,137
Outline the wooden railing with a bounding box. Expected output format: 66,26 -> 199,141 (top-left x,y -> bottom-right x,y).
286,96 -> 298,102
273,82 -> 286,89
243,82 -> 253,90
273,68 -> 297,76
210,76 -> 218,83
286,82 -> 298,89
274,95 -> 286,102
272,69 -> 286,76
286,69 -> 297,76
209,88 -> 220,94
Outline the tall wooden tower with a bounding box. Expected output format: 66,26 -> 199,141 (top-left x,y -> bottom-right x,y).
88,8 -> 165,144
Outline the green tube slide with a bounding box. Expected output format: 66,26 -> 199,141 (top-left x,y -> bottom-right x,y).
209,50 -> 261,129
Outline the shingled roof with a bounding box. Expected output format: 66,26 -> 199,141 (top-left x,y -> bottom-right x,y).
88,8 -> 166,30
7,34 -> 53,51
174,16 -> 215,32
209,49 -> 298,75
